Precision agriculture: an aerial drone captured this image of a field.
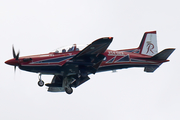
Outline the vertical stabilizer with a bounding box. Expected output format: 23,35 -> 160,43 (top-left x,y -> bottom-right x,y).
139,31 -> 158,56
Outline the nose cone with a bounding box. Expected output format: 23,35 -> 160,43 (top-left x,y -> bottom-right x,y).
5,59 -> 19,66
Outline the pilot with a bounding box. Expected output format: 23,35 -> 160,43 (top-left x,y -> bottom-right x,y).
76,48 -> 79,51
68,47 -> 73,52
62,49 -> 66,53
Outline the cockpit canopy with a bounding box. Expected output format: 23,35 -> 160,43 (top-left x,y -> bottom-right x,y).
53,44 -> 87,53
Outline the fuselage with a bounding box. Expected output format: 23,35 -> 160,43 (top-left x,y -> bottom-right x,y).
5,49 -> 164,75
4,32 -> 175,94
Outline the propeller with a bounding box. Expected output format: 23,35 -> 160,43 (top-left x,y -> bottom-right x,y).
12,45 -> 20,72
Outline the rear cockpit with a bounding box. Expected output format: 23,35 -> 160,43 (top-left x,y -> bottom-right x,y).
53,44 -> 86,53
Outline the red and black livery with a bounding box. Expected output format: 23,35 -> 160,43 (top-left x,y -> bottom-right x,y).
5,31 -> 175,94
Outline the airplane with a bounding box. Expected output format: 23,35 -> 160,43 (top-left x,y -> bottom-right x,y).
5,31 -> 175,94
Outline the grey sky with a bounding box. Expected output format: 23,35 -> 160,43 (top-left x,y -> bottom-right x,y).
0,0 -> 180,120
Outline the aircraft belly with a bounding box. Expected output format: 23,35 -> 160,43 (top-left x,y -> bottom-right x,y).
97,64 -> 159,72
19,65 -> 63,74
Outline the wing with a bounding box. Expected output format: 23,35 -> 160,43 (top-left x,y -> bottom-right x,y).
64,37 -> 113,74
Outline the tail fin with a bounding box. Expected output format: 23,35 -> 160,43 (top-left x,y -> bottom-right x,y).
138,31 -> 158,56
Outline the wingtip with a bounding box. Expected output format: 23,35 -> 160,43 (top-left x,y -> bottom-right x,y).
108,37 -> 113,40
103,37 -> 113,42
98,37 -> 113,40
103,37 -> 113,41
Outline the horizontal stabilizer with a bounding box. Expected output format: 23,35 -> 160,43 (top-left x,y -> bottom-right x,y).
151,48 -> 175,60
144,48 -> 175,72
144,65 -> 160,72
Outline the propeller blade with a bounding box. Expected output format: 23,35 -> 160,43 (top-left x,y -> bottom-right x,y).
16,51 -> 20,60
14,66 -> 16,72
12,45 -> 16,59
12,45 -> 20,60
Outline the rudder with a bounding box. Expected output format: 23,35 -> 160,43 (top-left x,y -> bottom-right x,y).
138,31 -> 158,56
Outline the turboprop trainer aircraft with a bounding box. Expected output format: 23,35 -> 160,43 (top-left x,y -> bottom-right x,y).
5,31 -> 175,94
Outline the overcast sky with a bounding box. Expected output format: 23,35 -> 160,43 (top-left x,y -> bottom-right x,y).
0,0 -> 180,120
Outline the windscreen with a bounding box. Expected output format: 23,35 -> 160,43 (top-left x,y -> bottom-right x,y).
53,44 -> 87,53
